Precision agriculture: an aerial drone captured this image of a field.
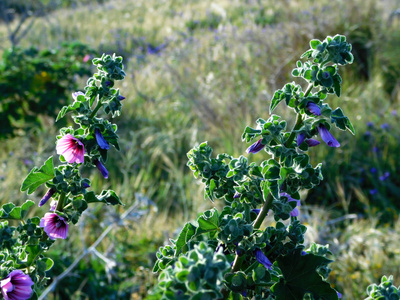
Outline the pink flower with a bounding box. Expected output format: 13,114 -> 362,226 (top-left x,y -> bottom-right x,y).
40,213 -> 69,240
82,54 -> 91,63
56,134 -> 85,163
1,270 -> 34,300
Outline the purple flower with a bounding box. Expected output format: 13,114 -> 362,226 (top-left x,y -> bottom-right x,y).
369,189 -> 378,195
317,124 -> 340,147
301,251 -> 307,256
94,129 -> 109,150
50,200 -> 58,211
246,139 -> 265,154
1,270 -> 34,300
56,134 -> 85,164
40,213 -> 68,240
370,167 -> 377,174
391,110 -> 397,116
306,139 -> 320,147
233,192 -> 241,199
72,91 -> 85,101
297,133 -> 306,146
255,249 -> 272,269
337,291 -> 342,299
39,188 -> 56,207
82,181 -> 90,189
117,95 -> 125,101
379,171 -> 390,181
251,208 -> 261,214
306,102 -> 321,116
94,159 -> 109,179
39,213 -> 68,240
280,192 -> 301,217
381,123 -> 390,130
367,122 -> 374,128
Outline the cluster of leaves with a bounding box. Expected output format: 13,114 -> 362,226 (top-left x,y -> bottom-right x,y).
0,201 -> 54,299
0,41 -> 96,138
366,275 -> 400,300
0,53 -> 127,297
153,35 -> 354,299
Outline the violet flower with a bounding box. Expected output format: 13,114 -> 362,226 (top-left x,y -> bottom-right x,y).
1,270 -> 34,300
252,208 -> 261,214
94,129 -> 109,150
40,213 -> 68,240
317,124 -> 340,147
379,172 -> 390,181
305,139 -> 320,147
233,192 -> 241,199
56,134 -> 85,163
39,188 -> 56,207
94,159 -> 109,179
297,133 -> 306,146
306,102 -> 321,116
246,139 -> 265,154
255,249 -> 272,269
117,95 -> 125,101
280,192 -> 301,217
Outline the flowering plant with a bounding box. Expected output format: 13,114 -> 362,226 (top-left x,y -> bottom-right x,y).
0,53 -> 126,299
150,35 -> 354,299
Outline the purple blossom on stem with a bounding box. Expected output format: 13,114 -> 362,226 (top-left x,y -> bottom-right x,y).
94,129 -> 109,150
39,188 -> 56,207
251,208 -> 261,214
280,192 -> 301,217
367,122 -> 374,128
306,102 -> 321,116
381,123 -> 390,130
94,159 -> 109,179
369,189 -> 378,195
297,133 -> 306,146
305,139 -> 320,147
246,139 -> 265,154
379,172 -> 390,181
317,124 -> 340,148
255,249 -> 272,269
233,192 -> 241,199
40,213 -> 68,240
117,95 -> 125,101
337,291 -> 342,299
50,200 -> 58,211
1,270 -> 34,300
56,134 -> 85,163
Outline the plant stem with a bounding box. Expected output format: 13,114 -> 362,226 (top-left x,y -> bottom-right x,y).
284,83 -> 314,147
253,193 -> 272,229
89,99 -> 102,118
56,192 -> 66,212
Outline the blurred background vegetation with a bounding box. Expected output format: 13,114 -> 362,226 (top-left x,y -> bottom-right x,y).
0,0 -> 400,298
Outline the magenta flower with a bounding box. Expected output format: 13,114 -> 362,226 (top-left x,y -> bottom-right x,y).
94,159 -> 109,179
280,192 -> 301,217
56,134 -> 85,163
306,102 -> 321,116
39,188 -> 56,207
1,270 -> 34,300
317,124 -> 340,147
255,249 -> 272,269
246,139 -> 265,154
40,213 -> 68,240
94,129 -> 109,150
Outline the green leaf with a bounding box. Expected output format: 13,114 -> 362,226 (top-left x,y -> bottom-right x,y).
0,200 -> 35,220
310,39 -> 321,50
331,108 -> 355,135
175,222 -> 197,256
196,208 -> 219,236
21,157 -> 55,194
269,90 -> 284,113
56,101 -> 81,122
271,249 -> 337,300
84,190 -> 123,205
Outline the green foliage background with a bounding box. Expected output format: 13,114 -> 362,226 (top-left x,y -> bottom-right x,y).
0,0 -> 400,299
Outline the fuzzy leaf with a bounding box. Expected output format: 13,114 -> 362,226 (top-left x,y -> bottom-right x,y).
21,157 -> 55,194
175,222 -> 197,256
196,208 -> 219,236
271,249 -> 337,300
